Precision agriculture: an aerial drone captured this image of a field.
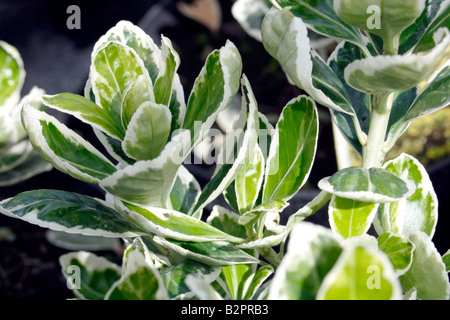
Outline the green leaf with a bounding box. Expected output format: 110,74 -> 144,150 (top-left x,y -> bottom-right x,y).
219,262 -> 272,300
231,0 -> 272,41
443,249 -> 450,272
0,40 -> 24,107
409,0 -> 450,53
92,20 -> 161,82
153,237 -> 259,267
345,28 -> 450,94
276,0 -> 366,45
329,196 -> 379,239
91,41 -> 149,137
243,265 -> 274,300
153,36 -> 180,106
42,93 -> 124,140
0,139 -> 33,173
59,251 -> 122,300
182,40 -> 242,144
120,202 -> 245,243
0,151 -> 52,186
316,244 -> 402,300
328,41 -> 371,154
206,206 -> 247,239
235,144 -> 264,214
399,231 -> 450,300
268,222 -> 343,300
0,190 -> 142,237
122,101 -> 171,161
404,66 -> 450,122
262,7 -> 355,115
375,154 -> 438,237
93,129 -> 135,166
22,102 -> 117,184
160,260 -> 220,299
121,74 -> 154,129
190,75 -> 259,215
335,0 -> 426,44
377,232 -> 415,276
100,131 -> 189,207
318,167 -> 415,203
220,263 -> 255,300
262,96 -> 318,204
47,230 -> 120,252
106,244 -> 168,300
170,165 -> 201,215
167,74 -> 187,134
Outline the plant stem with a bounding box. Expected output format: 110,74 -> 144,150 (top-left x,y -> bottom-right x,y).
258,246 -> 281,268
362,93 -> 395,169
383,34 -> 400,56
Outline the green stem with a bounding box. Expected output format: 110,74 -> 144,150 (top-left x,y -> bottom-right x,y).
258,246 -> 281,268
383,34 -> 400,56
362,93 -> 395,169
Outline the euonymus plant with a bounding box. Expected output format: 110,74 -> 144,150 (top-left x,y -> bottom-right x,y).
0,0 -> 449,299
0,41 -> 51,185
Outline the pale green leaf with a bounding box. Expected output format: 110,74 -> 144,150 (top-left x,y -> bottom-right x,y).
335,0 -> 426,43
122,101 -> 171,161
316,244 -> 402,300
329,196 -> 379,239
121,74 -> 154,129
399,231 -> 450,300
0,40 -> 24,107
375,154 -> 438,237
91,41 -> 149,137
235,144 -> 264,214
92,20 -> 161,82
318,167 -> 415,203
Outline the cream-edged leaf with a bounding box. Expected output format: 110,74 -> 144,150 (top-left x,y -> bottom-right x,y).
122,101 -> 171,161
22,101 -> 117,184
345,28 -> 450,94
261,7 -> 355,115
318,167 -> 415,203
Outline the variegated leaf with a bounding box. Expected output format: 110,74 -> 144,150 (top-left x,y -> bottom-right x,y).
22,100 -> 117,184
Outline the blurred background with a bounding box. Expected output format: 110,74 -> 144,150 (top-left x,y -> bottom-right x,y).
0,0 -> 448,299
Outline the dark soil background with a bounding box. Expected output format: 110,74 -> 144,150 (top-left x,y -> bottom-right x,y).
0,0 -> 448,299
